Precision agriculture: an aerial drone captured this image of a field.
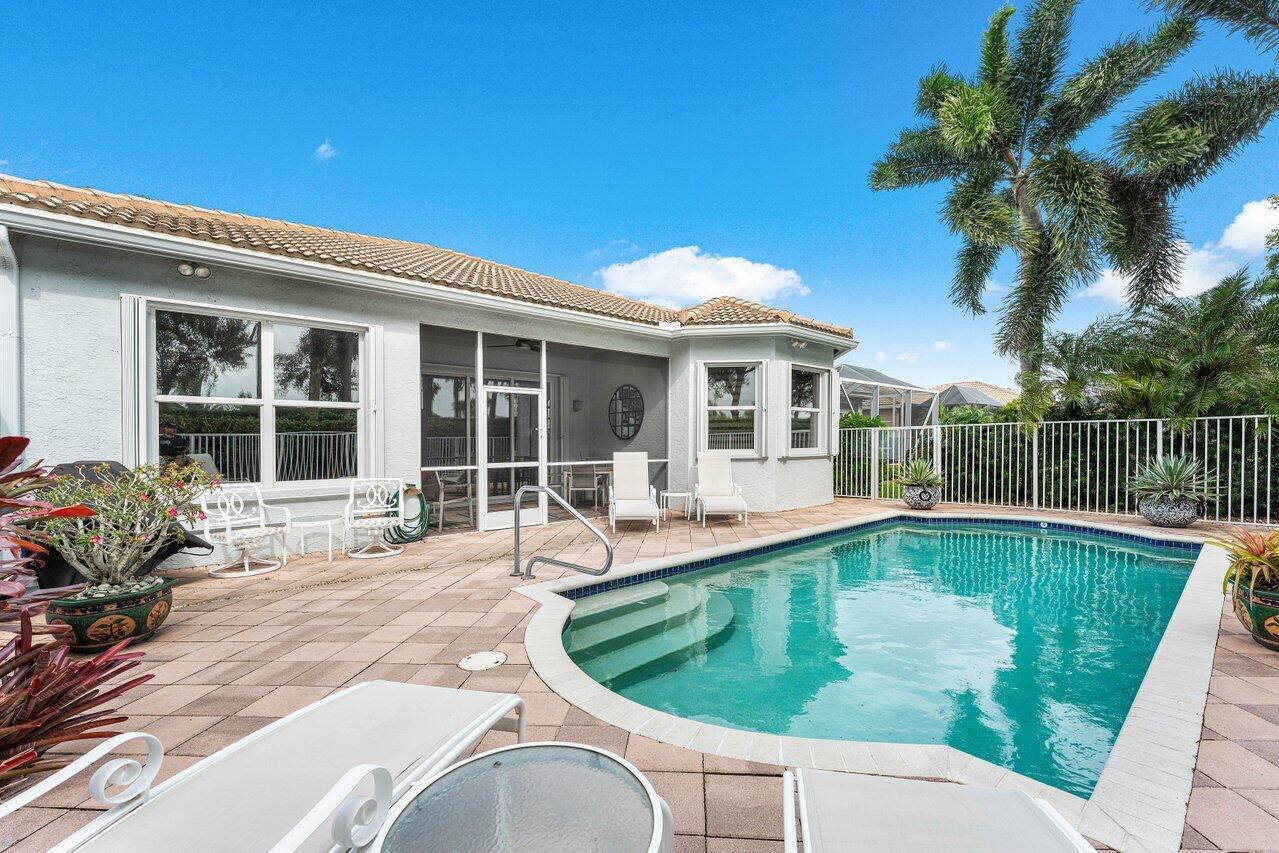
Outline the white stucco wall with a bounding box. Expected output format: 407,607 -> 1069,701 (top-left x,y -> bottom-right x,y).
668,334 -> 837,513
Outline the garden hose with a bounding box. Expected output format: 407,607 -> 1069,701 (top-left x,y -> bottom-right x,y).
386,484 -> 430,544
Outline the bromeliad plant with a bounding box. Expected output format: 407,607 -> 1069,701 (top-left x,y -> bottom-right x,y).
35,461 -> 210,599
1217,527 -> 1279,596
896,459 -> 944,488
0,436 -> 153,798
1129,455 -> 1215,503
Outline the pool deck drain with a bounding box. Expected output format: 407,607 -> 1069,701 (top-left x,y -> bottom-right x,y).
521,509 -> 1222,852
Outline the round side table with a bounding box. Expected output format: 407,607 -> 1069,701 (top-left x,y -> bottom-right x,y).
293,515 -> 344,563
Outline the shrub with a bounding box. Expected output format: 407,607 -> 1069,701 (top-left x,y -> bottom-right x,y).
895,458 -> 943,488
1129,455 -> 1215,503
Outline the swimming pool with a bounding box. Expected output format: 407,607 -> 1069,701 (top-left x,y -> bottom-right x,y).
563,520 -> 1198,796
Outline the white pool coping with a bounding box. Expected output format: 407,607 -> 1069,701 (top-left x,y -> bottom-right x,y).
517,509 -> 1223,852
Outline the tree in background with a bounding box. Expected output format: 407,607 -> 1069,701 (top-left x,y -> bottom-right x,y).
871,0 -> 1279,397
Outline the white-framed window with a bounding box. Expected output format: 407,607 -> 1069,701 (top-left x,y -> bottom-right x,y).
147,302 -> 369,488
789,364 -> 827,455
701,361 -> 765,457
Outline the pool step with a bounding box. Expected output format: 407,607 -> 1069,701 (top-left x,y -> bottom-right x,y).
569,580 -> 671,630
565,585 -> 709,658
576,590 -> 736,689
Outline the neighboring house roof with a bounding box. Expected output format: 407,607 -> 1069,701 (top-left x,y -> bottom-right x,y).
0,174 -> 852,340
837,363 -> 928,391
931,380 -> 1019,406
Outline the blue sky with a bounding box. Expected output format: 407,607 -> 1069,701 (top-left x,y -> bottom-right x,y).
6,1 -> 1277,387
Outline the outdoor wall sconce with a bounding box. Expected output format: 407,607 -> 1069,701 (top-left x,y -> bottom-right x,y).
572,399 -> 584,413
790,338 -> 808,349
177,262 -> 211,279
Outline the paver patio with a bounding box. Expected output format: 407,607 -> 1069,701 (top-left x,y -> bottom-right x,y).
6,499 -> 1277,852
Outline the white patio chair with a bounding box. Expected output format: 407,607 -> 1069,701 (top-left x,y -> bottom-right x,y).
783,769 -> 1092,852
344,478 -> 406,559
432,469 -> 474,531
608,452 -> 660,533
0,681 -> 526,853
566,463 -> 601,508
199,484 -> 291,578
694,452 -> 749,527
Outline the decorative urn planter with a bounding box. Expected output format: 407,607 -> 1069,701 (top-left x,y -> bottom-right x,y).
1232,580 -> 1279,652
1137,496 -> 1199,528
902,485 -> 940,510
46,579 -> 177,653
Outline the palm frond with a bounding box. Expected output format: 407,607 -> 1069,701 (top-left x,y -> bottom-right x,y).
1009,0 -> 1080,148
944,168 -> 1017,246
1153,0 -> 1279,53
1028,149 -> 1116,273
1032,15 -> 1197,150
869,125 -> 973,190
952,239 -> 1002,313
916,65 -> 968,119
1103,169 -> 1184,306
980,6 -> 1017,93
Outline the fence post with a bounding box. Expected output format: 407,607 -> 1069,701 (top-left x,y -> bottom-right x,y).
870,429 -> 881,501
1031,424 -> 1039,510
932,423 -> 942,476
1156,420 -> 1164,461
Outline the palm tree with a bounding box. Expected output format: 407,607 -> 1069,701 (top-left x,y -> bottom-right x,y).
1099,272 -> 1279,420
871,0 -> 1279,387
1155,0 -> 1279,52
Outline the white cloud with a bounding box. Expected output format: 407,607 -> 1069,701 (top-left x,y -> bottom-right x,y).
873,351 -> 887,363
1083,198 -> 1274,304
595,245 -> 808,308
314,139 -> 339,161
983,279 -> 1008,294
1219,199 -> 1279,255
896,350 -> 919,363
932,340 -> 953,351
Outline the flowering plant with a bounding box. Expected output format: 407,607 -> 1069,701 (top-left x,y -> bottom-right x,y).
35,461 -> 210,595
1216,526 -> 1279,595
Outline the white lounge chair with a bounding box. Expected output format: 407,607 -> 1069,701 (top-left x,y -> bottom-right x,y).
0,680 -> 525,852
783,769 -> 1092,852
694,452 -> 749,527
608,451 -> 660,533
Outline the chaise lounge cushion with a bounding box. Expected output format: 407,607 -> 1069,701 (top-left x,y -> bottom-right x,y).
699,495 -> 748,514
612,498 -> 660,519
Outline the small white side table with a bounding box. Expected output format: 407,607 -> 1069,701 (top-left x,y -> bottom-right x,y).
659,490 -> 693,520
293,515 -> 345,563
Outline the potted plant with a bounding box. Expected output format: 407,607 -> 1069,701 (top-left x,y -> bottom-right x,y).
34,460 -> 209,652
0,436 -> 153,795
896,459 -> 943,510
1217,527 -> 1279,651
1129,455 -> 1213,528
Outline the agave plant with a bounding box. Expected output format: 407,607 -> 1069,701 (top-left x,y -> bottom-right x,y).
0,436 -> 153,797
896,459 -> 944,488
1215,526 -> 1279,595
1129,455 -> 1215,502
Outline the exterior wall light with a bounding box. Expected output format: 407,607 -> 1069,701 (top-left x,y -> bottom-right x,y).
177,262 -> 195,277
177,262 -> 211,278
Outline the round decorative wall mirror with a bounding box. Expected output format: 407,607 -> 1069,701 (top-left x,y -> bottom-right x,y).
608,384 -> 644,440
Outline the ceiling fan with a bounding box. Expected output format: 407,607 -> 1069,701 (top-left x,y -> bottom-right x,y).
486,338 -> 541,353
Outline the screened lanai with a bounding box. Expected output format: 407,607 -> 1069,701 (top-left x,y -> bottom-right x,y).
420,324 -> 669,531
837,363 -> 938,427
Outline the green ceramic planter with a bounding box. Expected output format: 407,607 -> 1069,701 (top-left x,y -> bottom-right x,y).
1231,579 -> 1279,652
46,579 -> 177,653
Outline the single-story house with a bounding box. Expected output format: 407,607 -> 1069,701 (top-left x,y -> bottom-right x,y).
930,380 -> 1018,409
836,364 -> 937,426
0,175 -> 855,539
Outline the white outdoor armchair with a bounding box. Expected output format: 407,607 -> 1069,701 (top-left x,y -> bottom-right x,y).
0,681 -> 526,853
344,478 -> 406,559
608,451 -> 660,533
199,483 -> 291,578
694,452 -> 749,527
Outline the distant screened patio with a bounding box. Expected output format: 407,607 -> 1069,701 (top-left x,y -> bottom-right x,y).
837,363 -> 938,427
420,324 -> 669,531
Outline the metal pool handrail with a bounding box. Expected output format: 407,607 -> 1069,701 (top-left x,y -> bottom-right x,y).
509,485 -> 613,580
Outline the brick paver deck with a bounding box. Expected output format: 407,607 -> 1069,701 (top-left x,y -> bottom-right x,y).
5,499 -> 1275,852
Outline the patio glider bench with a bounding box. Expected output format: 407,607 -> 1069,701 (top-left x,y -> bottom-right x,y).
0,680 -> 525,852
783,769 -> 1091,852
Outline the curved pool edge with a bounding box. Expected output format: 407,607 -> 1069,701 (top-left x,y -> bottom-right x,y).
516,509 -> 1223,853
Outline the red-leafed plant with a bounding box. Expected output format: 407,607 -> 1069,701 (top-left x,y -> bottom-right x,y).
0,436 -> 153,798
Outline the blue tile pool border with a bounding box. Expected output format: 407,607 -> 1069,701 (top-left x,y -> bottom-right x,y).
561,514 -> 1202,601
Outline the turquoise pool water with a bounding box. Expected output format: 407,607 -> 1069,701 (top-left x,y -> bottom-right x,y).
564,522 -> 1197,796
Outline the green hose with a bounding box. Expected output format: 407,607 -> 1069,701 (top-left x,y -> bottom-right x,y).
386,484 -> 430,544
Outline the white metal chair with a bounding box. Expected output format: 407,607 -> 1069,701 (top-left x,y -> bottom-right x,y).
344,478 -> 406,559
198,484 -> 291,578
431,470 -> 474,531
783,768 -> 1091,852
694,452 -> 749,527
0,681 -> 526,853
608,452 -> 660,533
